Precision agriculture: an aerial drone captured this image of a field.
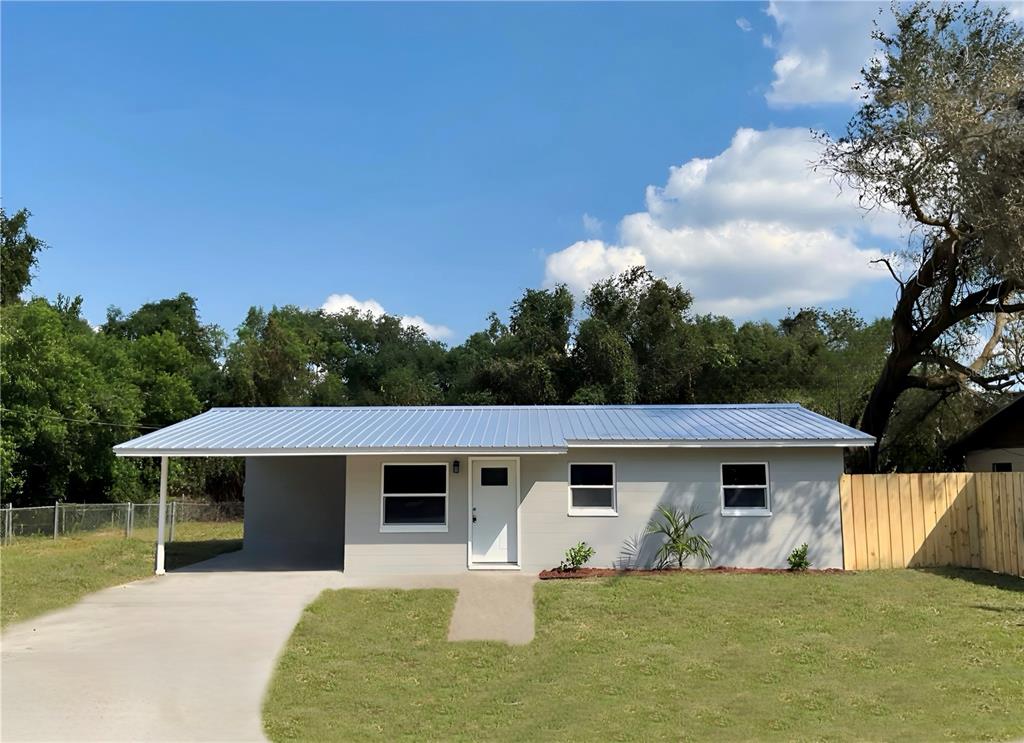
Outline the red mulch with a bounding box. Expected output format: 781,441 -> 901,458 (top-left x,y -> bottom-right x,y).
538,566 -> 845,580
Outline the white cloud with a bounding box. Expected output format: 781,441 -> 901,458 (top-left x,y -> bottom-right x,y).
545,240 -> 646,294
764,1 -> 884,106
736,16 -> 752,32
544,127 -> 897,317
581,213 -> 603,236
764,1 -> 1024,106
320,293 -> 452,340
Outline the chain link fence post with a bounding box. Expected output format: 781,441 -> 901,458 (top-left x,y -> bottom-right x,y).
169,501 -> 176,543
126,502 -> 133,539
53,502 -> 60,540
4,502 -> 11,545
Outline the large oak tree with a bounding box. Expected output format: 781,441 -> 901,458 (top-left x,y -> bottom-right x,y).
820,2 -> 1024,469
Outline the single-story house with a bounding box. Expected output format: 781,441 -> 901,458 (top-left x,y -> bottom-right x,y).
948,396 -> 1023,473
113,404 -> 874,574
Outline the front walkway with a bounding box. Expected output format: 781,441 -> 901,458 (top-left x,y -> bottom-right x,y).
1,553 -> 537,742
338,571 -> 538,645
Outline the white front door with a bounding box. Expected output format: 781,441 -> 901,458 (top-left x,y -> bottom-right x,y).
470,458 -> 518,565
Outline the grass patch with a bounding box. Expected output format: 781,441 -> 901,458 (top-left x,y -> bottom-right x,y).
265,569 -> 1024,742
1,521 -> 242,627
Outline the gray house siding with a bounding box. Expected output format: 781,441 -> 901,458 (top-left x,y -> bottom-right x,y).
520,447 -> 844,572
337,447 -> 844,575
344,455 -> 469,575
242,456 -> 346,569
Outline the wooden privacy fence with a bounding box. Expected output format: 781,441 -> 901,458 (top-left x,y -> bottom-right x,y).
839,472 -> 1024,577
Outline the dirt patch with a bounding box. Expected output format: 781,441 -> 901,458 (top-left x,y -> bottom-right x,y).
538,566 -> 846,580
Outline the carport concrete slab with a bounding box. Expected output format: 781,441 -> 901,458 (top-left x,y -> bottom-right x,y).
1,555 -> 537,742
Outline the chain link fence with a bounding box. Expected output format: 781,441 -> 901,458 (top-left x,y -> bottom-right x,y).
0,501 -> 243,545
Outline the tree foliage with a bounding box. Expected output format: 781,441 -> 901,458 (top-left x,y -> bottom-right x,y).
820,1 -> 1024,468
1,208 -> 46,306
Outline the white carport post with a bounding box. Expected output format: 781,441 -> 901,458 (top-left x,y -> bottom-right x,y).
155,455 -> 169,575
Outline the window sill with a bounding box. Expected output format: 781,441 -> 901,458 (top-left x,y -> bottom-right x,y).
568,508 -> 618,517
720,508 -> 771,518
380,524 -> 449,533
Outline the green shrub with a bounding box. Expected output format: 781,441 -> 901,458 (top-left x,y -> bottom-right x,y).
787,543 -> 812,571
647,507 -> 712,568
559,541 -> 596,571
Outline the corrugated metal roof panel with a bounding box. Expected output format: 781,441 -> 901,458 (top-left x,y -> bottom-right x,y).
113,404 -> 874,456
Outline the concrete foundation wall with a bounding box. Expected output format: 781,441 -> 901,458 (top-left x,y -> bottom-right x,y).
242,456 -> 346,569
338,447 -> 845,575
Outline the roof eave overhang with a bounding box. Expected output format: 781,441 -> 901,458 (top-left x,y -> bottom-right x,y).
115,438 -> 875,457
113,446 -> 569,458
566,438 -> 875,448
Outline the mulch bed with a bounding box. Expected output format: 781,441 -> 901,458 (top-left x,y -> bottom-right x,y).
538,566 -> 846,580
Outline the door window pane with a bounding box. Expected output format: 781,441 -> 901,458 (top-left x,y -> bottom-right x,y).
480,467 -> 509,486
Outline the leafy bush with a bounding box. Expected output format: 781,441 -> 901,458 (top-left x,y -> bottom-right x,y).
559,541 -> 596,571
646,507 -> 712,568
787,543 -> 812,571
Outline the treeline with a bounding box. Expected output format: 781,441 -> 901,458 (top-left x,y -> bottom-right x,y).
3,256 -> 984,508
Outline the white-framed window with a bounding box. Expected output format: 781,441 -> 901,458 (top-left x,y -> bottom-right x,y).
568,462 -> 617,516
380,463 -> 448,532
720,462 -> 771,516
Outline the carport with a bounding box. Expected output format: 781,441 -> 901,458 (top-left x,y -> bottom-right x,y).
114,410 -> 352,573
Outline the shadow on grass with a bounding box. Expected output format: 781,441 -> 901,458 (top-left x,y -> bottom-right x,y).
165,539 -> 243,571
916,566 -> 1023,593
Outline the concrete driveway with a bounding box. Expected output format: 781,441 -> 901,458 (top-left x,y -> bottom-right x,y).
1,552 -> 537,742
1,554 -> 346,742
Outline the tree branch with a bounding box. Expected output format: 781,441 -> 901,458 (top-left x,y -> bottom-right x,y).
911,353 -> 1022,389
904,184 -> 958,234
949,279 -> 1024,324
870,257 -> 906,287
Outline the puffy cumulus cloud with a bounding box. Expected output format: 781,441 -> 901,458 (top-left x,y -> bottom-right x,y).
543,127 -> 894,317
320,293 -> 452,340
645,128 -> 899,238
544,240 -> 646,294
763,1 -> 1024,106
764,1 -> 885,106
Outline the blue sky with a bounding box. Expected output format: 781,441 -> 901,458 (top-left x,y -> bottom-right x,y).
3,1 -> 907,341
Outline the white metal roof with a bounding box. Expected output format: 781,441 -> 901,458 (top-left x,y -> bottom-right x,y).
113,404 -> 874,457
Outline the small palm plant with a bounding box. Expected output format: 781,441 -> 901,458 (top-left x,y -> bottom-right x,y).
646,507 -> 712,569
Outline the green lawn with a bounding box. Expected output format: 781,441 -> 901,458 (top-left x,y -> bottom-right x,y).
1,521 -> 242,627
265,570 -> 1024,742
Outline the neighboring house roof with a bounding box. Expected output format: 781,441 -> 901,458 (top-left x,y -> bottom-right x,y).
114,404 -> 874,457
948,396 -> 1024,455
